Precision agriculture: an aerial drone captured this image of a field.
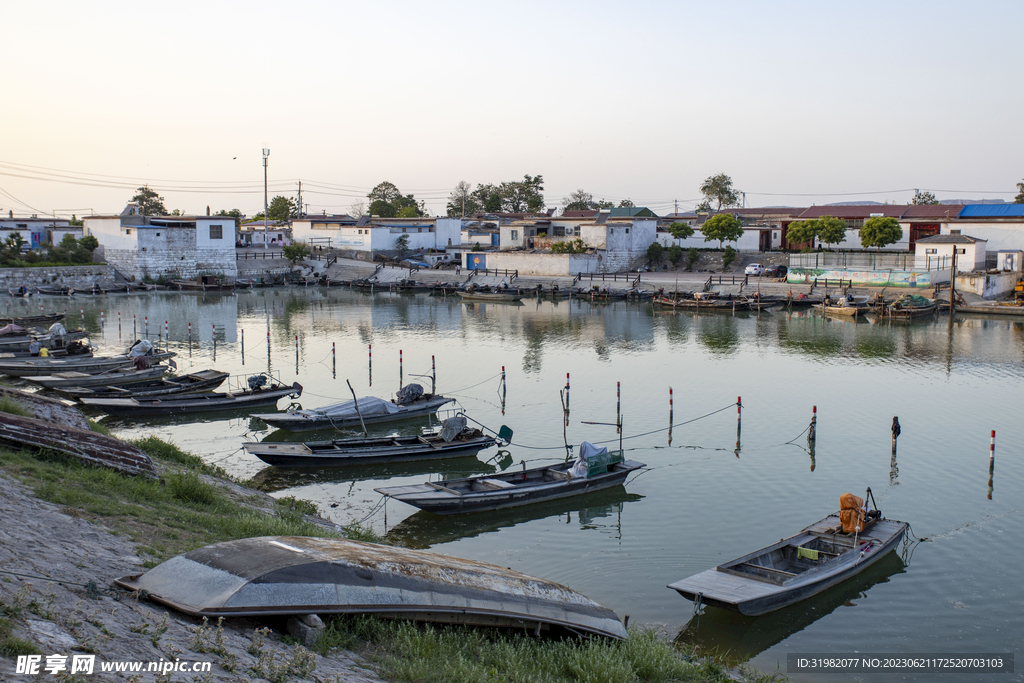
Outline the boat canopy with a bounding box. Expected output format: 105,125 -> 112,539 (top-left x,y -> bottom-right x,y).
396,383 -> 424,404
291,396 -> 403,419
439,415 -> 467,442
570,441 -> 607,478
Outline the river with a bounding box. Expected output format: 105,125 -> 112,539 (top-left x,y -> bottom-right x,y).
13,288 -> 1022,682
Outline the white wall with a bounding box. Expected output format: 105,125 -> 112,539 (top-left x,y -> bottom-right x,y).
84,217 -> 139,250
914,241 -> 985,273
944,222 -> 1024,252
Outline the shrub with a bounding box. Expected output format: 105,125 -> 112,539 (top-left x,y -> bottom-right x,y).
722,246 -> 737,268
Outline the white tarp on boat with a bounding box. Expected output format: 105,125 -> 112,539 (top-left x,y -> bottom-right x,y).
570,441 -> 607,478
291,396 -> 403,419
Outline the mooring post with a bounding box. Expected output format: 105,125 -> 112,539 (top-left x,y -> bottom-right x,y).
737,396 -> 742,424
368,344 -> 372,386
133,314 -> 136,338
212,324 -> 217,359
566,372 -> 570,410
164,320 -> 168,339
118,311 -> 121,338
295,334 -> 299,368
241,328 -> 244,365
990,430 -> 995,460
144,315 -> 148,337
988,430 -> 995,500
891,416 -> 901,453
617,381 -> 621,423
809,405 -> 817,442
399,349 -> 403,390
332,342 -> 336,377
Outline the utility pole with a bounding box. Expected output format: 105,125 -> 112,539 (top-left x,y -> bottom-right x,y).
674,199 -> 678,215
262,148 -> 270,248
297,181 -> 302,218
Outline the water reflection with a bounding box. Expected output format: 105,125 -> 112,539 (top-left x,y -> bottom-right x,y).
675,552 -> 906,666
384,488 -> 643,549
247,457 -> 495,492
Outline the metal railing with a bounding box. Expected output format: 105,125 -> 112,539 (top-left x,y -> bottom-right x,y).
704,274 -> 749,290
470,268 -> 519,280
575,271 -> 643,285
237,251 -> 284,260
812,278 -> 852,288
789,252 -> 914,270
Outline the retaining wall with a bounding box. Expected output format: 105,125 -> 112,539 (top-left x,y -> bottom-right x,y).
0,266 -> 117,290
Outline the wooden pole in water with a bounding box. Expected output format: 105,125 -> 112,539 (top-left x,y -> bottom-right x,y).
988,431 -> 995,500
431,355 -> 436,394
368,344 -> 372,386
617,381 -> 621,423
737,396 -> 742,423
133,315 -> 136,339
295,334 -> 299,367
809,405 -> 817,442
145,315 -> 148,337
212,324 -> 217,359
565,372 -> 570,411
399,349 -> 403,390
332,342 -> 336,377
346,379 -> 368,436
891,416 -> 901,453
990,430 -> 995,459
164,320 -> 168,339
118,312 -> 121,338
241,328 -> 244,365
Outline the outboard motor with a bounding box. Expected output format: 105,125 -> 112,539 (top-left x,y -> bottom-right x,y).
247,374 -> 269,391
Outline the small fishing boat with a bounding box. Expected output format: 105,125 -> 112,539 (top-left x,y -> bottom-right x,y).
816,295 -> 870,318
243,417 -> 511,468
457,286 -> 524,302
26,364 -> 171,390
667,489 -> 907,616
57,369 -> 230,399
872,294 -> 938,319
376,441 -> 644,515
0,349 -> 175,378
0,327 -> 90,354
252,383 -> 454,433
169,275 -> 235,291
654,295 -> 749,311
34,286 -> 74,296
115,536 -> 628,639
80,375 -> 301,416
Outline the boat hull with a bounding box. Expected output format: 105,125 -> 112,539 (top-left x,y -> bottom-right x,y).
243,433 -> 497,468
668,515 -> 907,616
377,459 -> 645,515
252,395 -> 454,433
81,383 -> 302,416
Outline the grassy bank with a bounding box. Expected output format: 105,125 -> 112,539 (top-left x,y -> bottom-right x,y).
0,436 -> 782,682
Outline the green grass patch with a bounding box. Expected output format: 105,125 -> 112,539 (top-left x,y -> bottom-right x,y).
313,616 -> 770,683
0,440 -> 338,562
87,419 -> 111,435
0,393 -> 33,418
0,613 -> 41,657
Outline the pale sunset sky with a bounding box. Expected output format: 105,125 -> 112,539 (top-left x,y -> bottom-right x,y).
2,1 -> 1021,218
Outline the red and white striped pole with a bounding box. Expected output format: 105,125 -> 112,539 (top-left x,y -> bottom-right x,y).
144,315 -> 148,337
399,349 -> 403,390
669,386 -> 674,424
164,320 -> 168,338
566,372 -> 570,410
990,430 -> 996,460
809,405 -> 817,442
737,396 -> 742,422
617,381 -> 621,421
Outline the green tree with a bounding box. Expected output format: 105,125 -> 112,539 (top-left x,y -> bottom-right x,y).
498,174 -> 545,213
618,199 -> 635,208
446,181 -> 482,217
69,214 -> 83,226
694,199 -> 713,214
860,216 -> 902,250
215,209 -> 242,220
472,184 -> 504,213
722,245 -> 737,268
369,200 -> 396,218
700,213 -> 743,247
562,189 -> 595,212
79,234 -> 99,252
395,234 -> 410,259
912,189 -> 938,205
668,221 -> 694,240
667,244 -> 684,267
267,196 -> 298,222
130,185 -> 167,216
786,219 -> 819,247
647,241 -> 665,267
686,247 -> 700,271
550,238 -> 587,254
281,241 -> 310,265
397,206 -> 420,218
699,174 -> 740,211
817,215 -> 847,248
1015,180 -> 1024,204
595,199 -> 615,209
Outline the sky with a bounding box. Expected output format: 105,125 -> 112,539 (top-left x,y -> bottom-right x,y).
2,1 -> 1022,219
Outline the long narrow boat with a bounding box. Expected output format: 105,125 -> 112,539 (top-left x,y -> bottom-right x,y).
252,388 -> 454,433
243,420 -> 510,468
653,296 -> 749,311
115,536 -> 628,639
27,365 -> 170,390
80,380 -> 301,416
57,369 -> 230,400
0,330 -> 89,353
667,490 -> 907,616
376,442 -> 644,515
0,350 -> 175,378
457,289 -> 524,302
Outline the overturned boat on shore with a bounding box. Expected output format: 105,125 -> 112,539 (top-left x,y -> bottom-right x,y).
116,536 -> 628,640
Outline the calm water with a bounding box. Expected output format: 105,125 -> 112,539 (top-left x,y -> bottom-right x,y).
13,289 -> 1022,682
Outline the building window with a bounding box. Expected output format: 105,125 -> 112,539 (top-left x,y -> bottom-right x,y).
553,226 -> 566,237
625,228 -> 630,234
511,230 -> 519,240
574,227 -> 580,236
156,232 -> 161,237
925,248 -> 937,254
957,248 -> 966,254
125,228 -> 132,235
844,219 -> 864,230
418,228 -> 423,233
209,224 -> 223,240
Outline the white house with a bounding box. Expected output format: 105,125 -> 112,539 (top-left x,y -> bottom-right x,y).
913,233 -> 986,273
84,204 -> 237,281
290,215 -> 462,255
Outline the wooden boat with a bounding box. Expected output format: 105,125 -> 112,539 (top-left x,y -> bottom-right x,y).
34,286 -> 74,296
252,385 -> 454,433
115,536 -> 628,639
668,489 -> 907,616
457,288 -> 524,302
654,296 -> 749,311
0,329 -> 90,354
0,350 -> 175,378
80,377 -> 302,416
817,295 -> 871,318
27,364 -> 170,390
58,369 -> 230,399
243,419 -> 511,468
169,275 -> 235,291
872,295 -> 938,319
376,442 -> 644,515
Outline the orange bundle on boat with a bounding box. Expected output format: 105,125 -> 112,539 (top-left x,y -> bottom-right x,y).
839,493 -> 865,534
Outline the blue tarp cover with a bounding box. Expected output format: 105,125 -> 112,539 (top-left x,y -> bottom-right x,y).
959,205 -> 1024,217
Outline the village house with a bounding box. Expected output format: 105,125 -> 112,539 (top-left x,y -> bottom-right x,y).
83,204 -> 237,281
0,213 -> 76,249
238,220 -> 291,247
290,215 -> 461,257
